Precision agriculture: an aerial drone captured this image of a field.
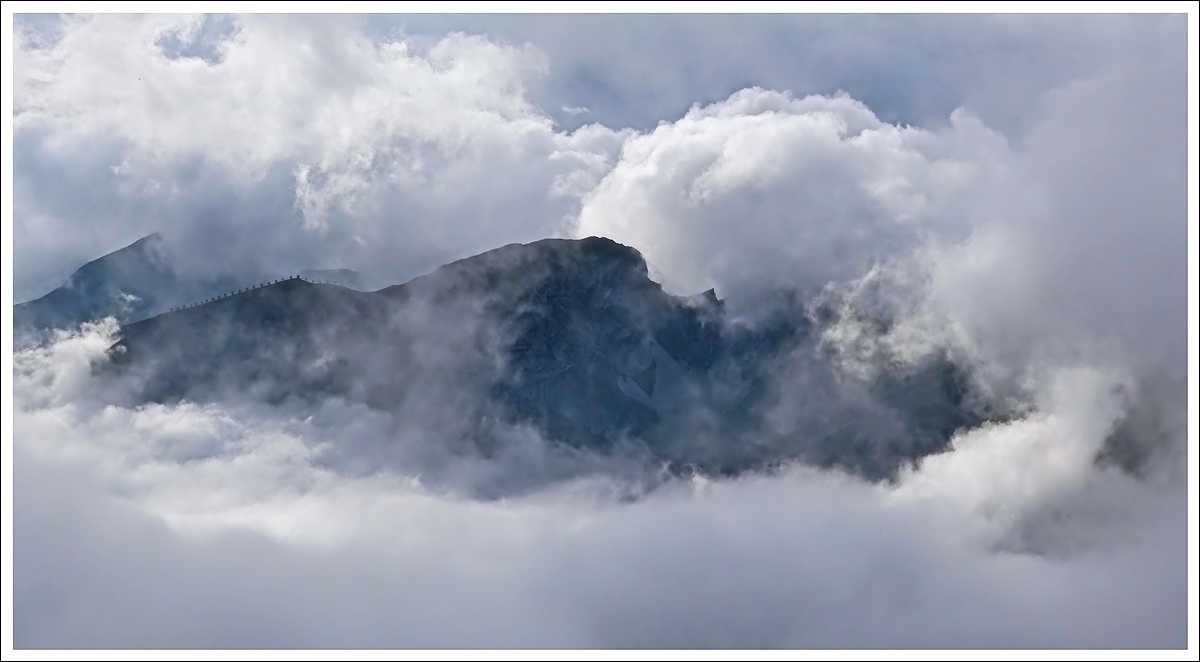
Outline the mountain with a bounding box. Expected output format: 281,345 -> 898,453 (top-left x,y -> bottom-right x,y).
13,233 -> 258,344
13,235 -> 364,346
102,237 -> 981,484
15,234 -> 182,337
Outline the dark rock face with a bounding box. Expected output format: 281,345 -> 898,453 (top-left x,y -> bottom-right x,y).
103,236 -> 983,483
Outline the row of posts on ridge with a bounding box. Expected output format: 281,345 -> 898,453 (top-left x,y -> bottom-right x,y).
165,275 -> 335,313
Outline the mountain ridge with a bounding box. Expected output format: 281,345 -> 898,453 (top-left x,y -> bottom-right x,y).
15,234 -> 178,334
102,235 -> 981,487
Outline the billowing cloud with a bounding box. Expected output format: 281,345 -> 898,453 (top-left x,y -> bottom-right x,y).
14,14 -> 625,296
11,323 -> 1187,648
575,42 -> 1186,395
575,89 -> 1008,307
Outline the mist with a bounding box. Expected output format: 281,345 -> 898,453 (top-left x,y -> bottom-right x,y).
11,323 -> 1188,648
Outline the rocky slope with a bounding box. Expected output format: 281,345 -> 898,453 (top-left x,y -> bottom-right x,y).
103,236 -> 981,482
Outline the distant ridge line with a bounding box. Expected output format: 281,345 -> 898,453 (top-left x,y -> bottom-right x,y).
163,274 -> 342,314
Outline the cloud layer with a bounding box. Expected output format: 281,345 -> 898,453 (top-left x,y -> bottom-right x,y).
12,324 -> 1187,648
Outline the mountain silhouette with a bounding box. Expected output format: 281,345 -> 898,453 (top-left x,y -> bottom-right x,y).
13,233 -> 253,343
104,236 -> 981,483
15,234 -> 180,335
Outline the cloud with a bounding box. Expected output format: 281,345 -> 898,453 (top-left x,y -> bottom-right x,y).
13,14 -> 626,297
20,440 -> 1186,649
384,14 -> 1183,139
574,89 -> 1007,309
10,313 -> 1188,649
574,35 -> 1186,396
15,14 -> 1184,301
